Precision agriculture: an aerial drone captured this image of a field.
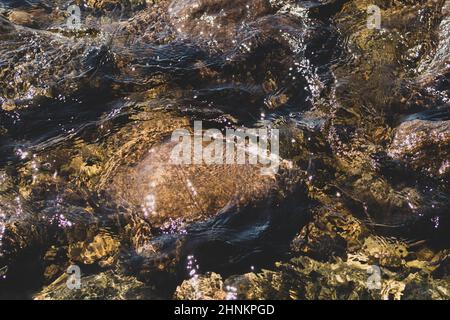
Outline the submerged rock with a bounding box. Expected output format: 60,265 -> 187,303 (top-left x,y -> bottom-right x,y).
418,0 -> 450,93
34,270 -> 154,300
108,139 -> 278,229
174,272 -> 227,300
1,0 -> 450,300
105,125 -> 308,282
291,205 -> 367,261
0,30 -> 114,108
388,119 -> 450,177
168,0 -> 273,48
68,231 -> 120,267
7,6 -> 59,29
188,249 -> 450,300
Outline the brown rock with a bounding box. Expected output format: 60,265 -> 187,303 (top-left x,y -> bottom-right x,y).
68,232 -> 120,267
109,139 -> 278,229
174,272 -> 227,300
388,120 -> 450,176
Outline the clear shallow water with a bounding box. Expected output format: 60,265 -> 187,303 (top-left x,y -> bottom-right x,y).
0,0 -> 449,299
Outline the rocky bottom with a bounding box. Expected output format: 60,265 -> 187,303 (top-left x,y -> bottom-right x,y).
0,0 -> 449,300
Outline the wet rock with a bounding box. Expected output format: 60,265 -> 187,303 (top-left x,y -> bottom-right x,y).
310,0 -> 450,242
0,213 -> 55,297
221,253 -> 450,300
0,99 -> 17,111
82,0 -> 146,10
0,110 -> 189,296
2,0 -> 450,300
34,270 -> 154,300
328,0 -> 446,171
291,205 -> 367,261
43,246 -> 68,283
106,129 -> 307,274
68,232 -> 120,267
388,119 -> 450,177
109,139 -> 278,230
223,272 -> 266,299
44,264 -> 61,283
7,8 -> 52,28
402,274 -> 450,300
174,272 -> 227,300
226,256 -> 375,299
418,0 -> 450,92
168,0 -> 273,48
0,30 -> 115,108
0,187 -> 107,298
355,236 -> 409,269
8,10 -> 35,27
112,0 -> 173,45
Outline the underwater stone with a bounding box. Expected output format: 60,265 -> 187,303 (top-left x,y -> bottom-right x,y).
418,0 -> 450,90
34,270 -> 154,300
168,0 -> 273,47
68,232 -> 120,267
174,272 -> 227,300
388,119 -> 450,177
108,139 -> 278,229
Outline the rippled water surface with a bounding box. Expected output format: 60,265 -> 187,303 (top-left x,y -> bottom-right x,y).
0,0 -> 449,299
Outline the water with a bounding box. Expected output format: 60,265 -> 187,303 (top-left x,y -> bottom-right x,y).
0,0 -> 449,299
